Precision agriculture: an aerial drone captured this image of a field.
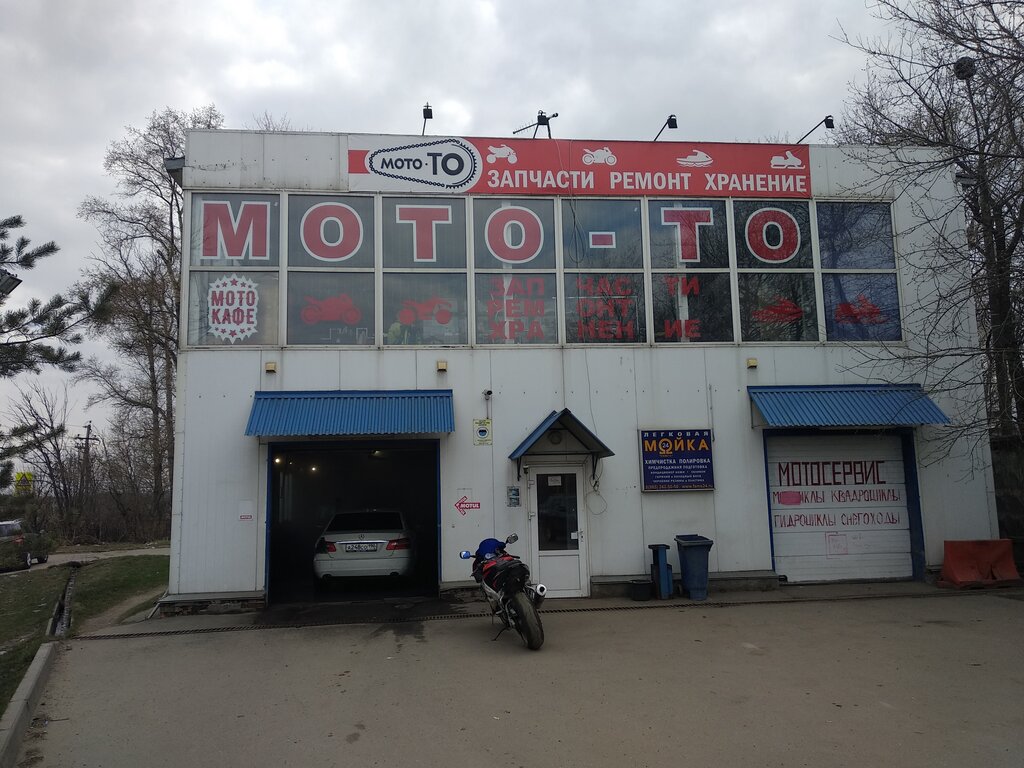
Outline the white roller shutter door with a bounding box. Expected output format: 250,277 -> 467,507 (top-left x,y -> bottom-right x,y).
767,434 -> 912,582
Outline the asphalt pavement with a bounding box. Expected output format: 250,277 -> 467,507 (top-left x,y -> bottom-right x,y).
15,586 -> 1024,768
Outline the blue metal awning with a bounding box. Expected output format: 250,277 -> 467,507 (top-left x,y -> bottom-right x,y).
245,390 -> 454,437
748,384 -> 949,427
509,409 -> 614,479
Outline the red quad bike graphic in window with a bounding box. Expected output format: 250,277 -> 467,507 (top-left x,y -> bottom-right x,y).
752,297 -> 804,323
834,294 -> 885,324
301,294 -> 362,325
398,297 -> 453,326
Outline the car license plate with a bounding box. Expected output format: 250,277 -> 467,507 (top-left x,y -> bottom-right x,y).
345,543 -> 378,553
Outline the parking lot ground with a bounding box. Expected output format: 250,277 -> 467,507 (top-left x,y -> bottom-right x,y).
17,590 -> 1024,768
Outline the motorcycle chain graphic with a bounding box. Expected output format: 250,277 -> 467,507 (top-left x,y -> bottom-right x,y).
367,138 -> 479,190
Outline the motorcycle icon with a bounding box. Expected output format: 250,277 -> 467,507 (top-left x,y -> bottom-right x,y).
397,297 -> 453,325
486,144 -> 518,164
582,147 -> 617,166
300,294 -> 362,325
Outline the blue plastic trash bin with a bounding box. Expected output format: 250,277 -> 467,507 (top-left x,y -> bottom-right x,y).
675,535 -> 714,600
648,544 -> 673,599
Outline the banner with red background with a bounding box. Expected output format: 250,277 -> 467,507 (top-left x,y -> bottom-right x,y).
348,136 -> 810,198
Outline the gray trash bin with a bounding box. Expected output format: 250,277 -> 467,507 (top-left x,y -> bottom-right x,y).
675,535 -> 714,600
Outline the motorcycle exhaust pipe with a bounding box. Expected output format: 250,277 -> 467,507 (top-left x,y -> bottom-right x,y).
531,583 -> 547,609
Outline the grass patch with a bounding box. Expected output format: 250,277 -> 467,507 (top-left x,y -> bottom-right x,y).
55,540 -> 169,554
0,566 -> 69,713
116,595 -> 163,624
70,556 -> 169,633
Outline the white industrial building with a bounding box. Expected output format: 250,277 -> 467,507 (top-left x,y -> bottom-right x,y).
166,130 -> 996,604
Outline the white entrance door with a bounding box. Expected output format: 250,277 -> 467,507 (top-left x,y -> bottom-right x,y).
529,468 -> 589,598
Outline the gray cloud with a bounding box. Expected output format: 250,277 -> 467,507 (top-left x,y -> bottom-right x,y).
0,0 -> 885,424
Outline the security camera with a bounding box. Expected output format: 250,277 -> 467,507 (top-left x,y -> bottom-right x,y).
483,389 -> 493,399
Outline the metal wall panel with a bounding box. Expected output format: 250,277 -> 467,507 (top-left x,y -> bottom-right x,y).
169,342 -> 996,595
185,131 -> 349,191
174,351 -> 264,593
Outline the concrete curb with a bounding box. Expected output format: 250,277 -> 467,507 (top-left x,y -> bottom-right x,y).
0,641 -> 58,768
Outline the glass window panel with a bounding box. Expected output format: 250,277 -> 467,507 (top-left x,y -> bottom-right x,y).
564,273 -> 646,344
473,198 -> 556,269
383,273 -> 468,345
561,199 -> 642,269
824,273 -> 902,341
475,273 -> 558,344
537,473 -> 578,551
287,272 -> 374,346
734,200 -> 812,269
382,197 -> 467,268
652,272 -> 733,342
287,195 -> 374,268
739,272 -> 818,341
187,271 -> 279,346
190,194 -> 280,267
649,200 -> 729,269
818,202 -> 895,269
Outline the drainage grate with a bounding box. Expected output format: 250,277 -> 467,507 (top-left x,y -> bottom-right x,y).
74,587 -> 1016,641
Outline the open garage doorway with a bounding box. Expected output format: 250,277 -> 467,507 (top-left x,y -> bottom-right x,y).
268,440 -> 439,603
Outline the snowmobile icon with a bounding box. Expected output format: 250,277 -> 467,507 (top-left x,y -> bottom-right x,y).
486,144 -> 518,164
770,150 -> 804,169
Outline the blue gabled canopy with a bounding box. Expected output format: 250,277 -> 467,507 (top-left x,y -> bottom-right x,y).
748,384 -> 949,428
509,408 -> 614,479
245,390 -> 454,436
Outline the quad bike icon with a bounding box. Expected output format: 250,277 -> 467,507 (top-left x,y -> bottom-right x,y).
397,297 -> 453,325
486,144 -> 518,164
301,294 -> 362,325
582,147 -> 617,166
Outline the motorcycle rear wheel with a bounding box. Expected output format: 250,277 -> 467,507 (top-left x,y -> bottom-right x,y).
511,591 -> 544,650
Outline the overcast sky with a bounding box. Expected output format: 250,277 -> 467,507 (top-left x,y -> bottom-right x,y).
0,0 -> 886,432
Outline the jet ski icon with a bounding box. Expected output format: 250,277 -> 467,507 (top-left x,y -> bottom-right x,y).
770,150 -> 804,169
676,149 -> 714,168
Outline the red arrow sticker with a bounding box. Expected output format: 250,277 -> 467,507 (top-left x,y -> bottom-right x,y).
454,496 -> 482,515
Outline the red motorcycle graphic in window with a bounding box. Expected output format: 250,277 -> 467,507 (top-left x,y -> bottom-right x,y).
300,294 -> 362,325
834,294 -> 885,324
397,297 -> 453,326
752,297 -> 804,323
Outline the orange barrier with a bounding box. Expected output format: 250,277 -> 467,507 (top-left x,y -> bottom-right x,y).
938,539 -> 1023,589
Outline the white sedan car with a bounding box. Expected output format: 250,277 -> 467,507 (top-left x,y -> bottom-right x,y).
313,509 -> 413,580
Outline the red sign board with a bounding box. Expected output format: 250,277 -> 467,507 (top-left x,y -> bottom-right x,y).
348,136 -> 810,198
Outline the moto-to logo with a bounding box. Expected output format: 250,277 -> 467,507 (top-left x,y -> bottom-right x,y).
367,138 -> 480,190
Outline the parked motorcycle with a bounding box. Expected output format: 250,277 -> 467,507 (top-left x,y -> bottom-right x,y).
460,534 -> 546,650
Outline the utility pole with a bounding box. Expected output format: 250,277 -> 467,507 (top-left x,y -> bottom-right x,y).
74,423 -> 101,539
